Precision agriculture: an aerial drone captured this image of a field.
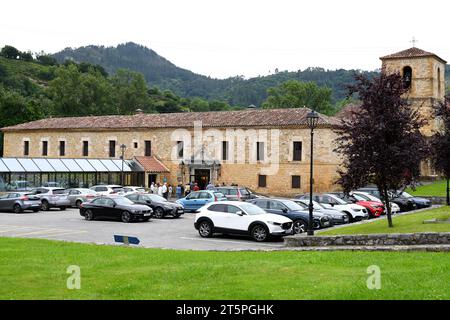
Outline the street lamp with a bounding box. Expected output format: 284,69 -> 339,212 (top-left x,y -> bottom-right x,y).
306,110 -> 319,236
120,144 -> 127,186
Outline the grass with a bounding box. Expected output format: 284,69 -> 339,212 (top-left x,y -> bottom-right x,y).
320,206 -> 450,236
0,237 -> 448,300
406,180 -> 448,197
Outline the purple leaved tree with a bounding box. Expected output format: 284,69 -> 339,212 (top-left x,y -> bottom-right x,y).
335,73 -> 429,227
430,95 -> 450,206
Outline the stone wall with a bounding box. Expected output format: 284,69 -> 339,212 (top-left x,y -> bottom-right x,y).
285,232 -> 450,247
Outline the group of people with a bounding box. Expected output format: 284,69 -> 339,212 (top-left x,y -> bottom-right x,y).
149,182 -> 173,200
149,181 -> 228,199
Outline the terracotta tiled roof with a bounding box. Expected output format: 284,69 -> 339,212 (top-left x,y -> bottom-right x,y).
380,47 -> 447,63
134,156 -> 169,173
1,108 -> 340,132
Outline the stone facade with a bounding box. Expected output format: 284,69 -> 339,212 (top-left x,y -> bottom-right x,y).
2,126 -> 342,196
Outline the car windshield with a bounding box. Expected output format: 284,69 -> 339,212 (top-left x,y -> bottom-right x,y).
401,192 -> 413,198
240,203 -> 266,215
280,200 -> 306,211
114,197 -> 134,205
353,193 -> 370,201
149,194 -> 167,202
328,194 -> 347,205
239,188 -> 250,195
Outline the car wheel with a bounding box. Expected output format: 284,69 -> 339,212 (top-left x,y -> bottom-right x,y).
84,209 -> 94,221
198,220 -> 213,238
154,207 -> 164,219
121,211 -> 131,223
343,211 -> 353,222
60,206 -> 66,211
13,204 -> 23,214
41,200 -> 50,211
75,200 -> 82,208
293,220 -> 307,234
251,224 -> 268,242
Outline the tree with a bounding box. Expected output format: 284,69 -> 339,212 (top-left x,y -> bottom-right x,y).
335,73 -> 429,227
47,64 -> 115,116
20,51 -> 33,62
111,69 -> 149,114
36,54 -> 57,66
0,45 -> 20,59
430,95 -> 450,205
262,80 -> 334,115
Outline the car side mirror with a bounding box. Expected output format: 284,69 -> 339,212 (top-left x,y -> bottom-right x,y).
236,211 -> 244,216
146,200 -> 152,204
282,208 -> 288,213
330,203 -> 335,207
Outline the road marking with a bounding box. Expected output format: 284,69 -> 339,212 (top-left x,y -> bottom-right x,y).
35,230 -> 88,238
179,237 -> 285,248
0,227 -> 34,233
11,229 -> 82,237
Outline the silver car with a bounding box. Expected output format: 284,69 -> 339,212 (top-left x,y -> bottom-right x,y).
29,187 -> 71,211
0,192 -> 41,213
67,188 -> 99,208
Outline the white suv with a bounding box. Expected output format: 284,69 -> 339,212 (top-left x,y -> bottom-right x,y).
300,193 -> 369,221
194,201 -> 293,242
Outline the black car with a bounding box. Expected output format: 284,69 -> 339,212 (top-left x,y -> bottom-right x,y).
397,191 -> 432,209
125,193 -> 184,218
248,198 -> 331,234
0,192 -> 41,213
356,187 -> 417,212
79,196 -> 153,223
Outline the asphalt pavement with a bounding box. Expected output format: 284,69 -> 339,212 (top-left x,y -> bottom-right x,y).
0,208 -> 286,251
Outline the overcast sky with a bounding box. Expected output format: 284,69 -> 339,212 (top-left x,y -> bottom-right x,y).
1,0 -> 449,79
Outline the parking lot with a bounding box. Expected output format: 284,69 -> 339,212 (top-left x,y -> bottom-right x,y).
0,208 -> 286,251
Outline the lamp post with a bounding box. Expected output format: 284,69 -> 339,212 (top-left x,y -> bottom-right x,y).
306,110 -> 319,236
120,144 -> 127,186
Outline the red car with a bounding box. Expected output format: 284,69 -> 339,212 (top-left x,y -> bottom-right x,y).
329,192 -> 384,218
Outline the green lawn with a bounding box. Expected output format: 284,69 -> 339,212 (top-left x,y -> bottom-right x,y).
406,180 -> 448,197
320,206 -> 450,235
0,237 -> 448,300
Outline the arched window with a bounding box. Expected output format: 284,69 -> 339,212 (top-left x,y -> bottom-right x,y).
403,66 -> 412,89
438,67 -> 441,96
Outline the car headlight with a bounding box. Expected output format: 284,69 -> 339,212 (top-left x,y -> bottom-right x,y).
353,208 -> 361,212
267,221 -> 282,226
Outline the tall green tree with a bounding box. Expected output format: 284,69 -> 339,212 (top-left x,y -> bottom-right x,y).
111,69 -> 150,114
47,64 -> 115,116
262,80 -> 334,115
0,46 -> 20,59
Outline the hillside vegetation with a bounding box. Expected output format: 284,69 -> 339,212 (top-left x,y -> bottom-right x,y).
53,42 -> 384,106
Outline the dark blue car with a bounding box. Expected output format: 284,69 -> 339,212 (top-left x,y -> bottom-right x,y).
248,198 -> 331,234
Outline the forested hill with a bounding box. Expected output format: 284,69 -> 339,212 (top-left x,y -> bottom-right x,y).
53,42 -> 383,106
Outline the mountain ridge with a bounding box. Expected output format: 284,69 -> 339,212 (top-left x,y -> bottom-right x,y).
53,42 -> 388,106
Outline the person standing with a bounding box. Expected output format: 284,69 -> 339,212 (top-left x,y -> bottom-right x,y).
157,183 -> 163,197
206,181 -> 214,190
176,184 -> 182,199
168,184 -> 173,200
150,182 -> 155,194
193,183 -> 200,192
184,183 -> 191,197
162,182 -> 168,200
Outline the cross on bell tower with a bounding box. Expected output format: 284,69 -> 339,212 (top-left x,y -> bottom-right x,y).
410,37 -> 418,48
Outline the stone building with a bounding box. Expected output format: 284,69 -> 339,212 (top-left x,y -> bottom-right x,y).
0,46 -> 446,194
381,47 -> 447,177
0,108 -> 341,196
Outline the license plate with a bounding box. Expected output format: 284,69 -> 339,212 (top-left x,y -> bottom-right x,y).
144,213 -> 151,217
177,209 -> 183,212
